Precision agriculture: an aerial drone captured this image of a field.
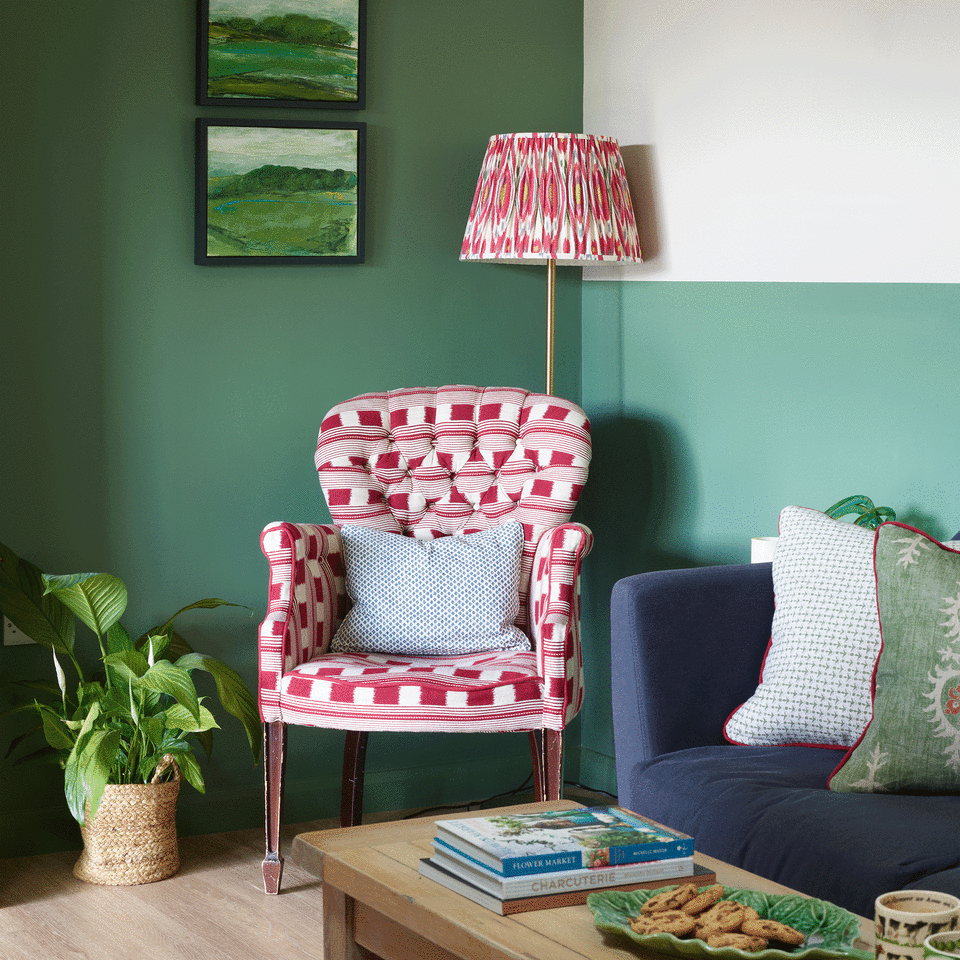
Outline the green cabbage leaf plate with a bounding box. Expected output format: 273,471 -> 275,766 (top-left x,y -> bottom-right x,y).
587,885 -> 872,960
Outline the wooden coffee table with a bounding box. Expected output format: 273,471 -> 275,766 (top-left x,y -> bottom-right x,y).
292,800 -> 872,960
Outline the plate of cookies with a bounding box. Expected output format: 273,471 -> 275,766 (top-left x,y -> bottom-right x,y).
587,882 -> 872,960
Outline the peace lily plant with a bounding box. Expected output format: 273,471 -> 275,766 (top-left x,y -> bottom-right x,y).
0,540 -> 260,825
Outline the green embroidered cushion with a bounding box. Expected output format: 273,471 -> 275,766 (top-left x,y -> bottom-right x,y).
830,522 -> 960,794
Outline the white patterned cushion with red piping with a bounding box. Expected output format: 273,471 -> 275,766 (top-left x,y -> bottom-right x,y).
257,385 -> 592,732
724,505 -> 881,748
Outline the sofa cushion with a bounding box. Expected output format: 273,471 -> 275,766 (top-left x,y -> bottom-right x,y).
331,521 -> 530,655
629,745 -> 960,918
830,523 -> 960,794
724,506 -> 880,748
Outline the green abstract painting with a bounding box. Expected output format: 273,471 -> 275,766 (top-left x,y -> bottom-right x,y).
195,119 -> 365,265
198,0 -> 365,108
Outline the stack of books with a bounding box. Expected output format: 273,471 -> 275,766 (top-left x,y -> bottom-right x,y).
418,805 -> 715,915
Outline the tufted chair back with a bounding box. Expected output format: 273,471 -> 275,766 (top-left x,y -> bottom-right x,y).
315,385 -> 591,632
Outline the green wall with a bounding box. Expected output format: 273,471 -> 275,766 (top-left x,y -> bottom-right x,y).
577,281 -> 960,789
0,1 -> 585,856
9,0 -> 953,860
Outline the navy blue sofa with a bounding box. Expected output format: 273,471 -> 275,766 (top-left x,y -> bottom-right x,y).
610,537 -> 960,919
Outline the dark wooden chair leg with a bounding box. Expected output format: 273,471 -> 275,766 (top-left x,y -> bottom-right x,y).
263,721 -> 287,894
544,728 -> 563,801
528,731 -> 545,801
341,730 -> 369,827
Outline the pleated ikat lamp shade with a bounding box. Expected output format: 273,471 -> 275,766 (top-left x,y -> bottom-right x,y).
460,133 -> 641,395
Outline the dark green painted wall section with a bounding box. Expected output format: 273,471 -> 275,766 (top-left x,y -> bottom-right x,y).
9,1 -> 954,861
0,1 -> 585,856
577,281 -> 960,789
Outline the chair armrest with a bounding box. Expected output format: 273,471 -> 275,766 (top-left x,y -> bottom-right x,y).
610,562 -> 774,777
258,522 -> 346,723
529,522 -> 594,730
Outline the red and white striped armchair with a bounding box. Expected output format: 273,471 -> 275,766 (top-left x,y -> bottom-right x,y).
258,385 -> 593,893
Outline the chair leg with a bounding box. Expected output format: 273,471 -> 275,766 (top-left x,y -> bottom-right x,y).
528,731 -> 545,801
544,728 -> 563,801
341,730 -> 369,827
263,721 -> 287,894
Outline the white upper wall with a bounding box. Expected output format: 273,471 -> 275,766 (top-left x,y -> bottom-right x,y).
583,0 -> 960,282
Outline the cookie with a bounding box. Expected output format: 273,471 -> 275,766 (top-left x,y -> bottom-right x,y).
629,909 -> 697,937
682,884 -> 726,915
741,918 -> 806,946
696,901 -> 748,934
706,933 -> 769,951
641,884 -> 699,914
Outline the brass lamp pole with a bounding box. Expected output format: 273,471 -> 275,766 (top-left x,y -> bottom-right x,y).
460,133 -> 641,398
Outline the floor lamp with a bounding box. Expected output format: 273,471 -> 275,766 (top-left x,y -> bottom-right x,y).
460,133 -> 641,396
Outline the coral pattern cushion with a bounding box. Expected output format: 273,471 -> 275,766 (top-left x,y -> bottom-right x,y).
830,524 -> 960,793
331,521 -> 530,655
725,505 -> 881,748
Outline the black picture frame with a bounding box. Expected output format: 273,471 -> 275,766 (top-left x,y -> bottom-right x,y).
196,0 -> 366,109
195,118 -> 366,265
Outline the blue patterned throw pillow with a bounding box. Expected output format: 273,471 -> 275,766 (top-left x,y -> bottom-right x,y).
331,521 -> 530,656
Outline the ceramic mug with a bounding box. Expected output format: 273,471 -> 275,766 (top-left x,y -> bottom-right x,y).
875,891 -> 960,960
925,932 -> 960,960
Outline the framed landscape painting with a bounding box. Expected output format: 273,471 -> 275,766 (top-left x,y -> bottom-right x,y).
197,0 -> 366,108
195,119 -> 366,265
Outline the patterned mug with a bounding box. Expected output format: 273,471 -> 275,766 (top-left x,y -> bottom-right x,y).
925,932 -> 960,960
875,892 -> 960,960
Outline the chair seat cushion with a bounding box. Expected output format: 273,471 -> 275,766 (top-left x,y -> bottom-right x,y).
278,649 -> 545,731
629,745 -> 960,917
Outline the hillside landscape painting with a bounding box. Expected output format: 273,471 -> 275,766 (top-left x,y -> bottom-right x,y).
199,0 -> 364,106
196,120 -> 365,264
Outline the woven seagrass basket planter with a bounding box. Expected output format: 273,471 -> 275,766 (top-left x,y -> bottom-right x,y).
73,757 -> 181,886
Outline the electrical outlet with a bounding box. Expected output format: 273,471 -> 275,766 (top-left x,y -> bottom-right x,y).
3,616 -> 35,645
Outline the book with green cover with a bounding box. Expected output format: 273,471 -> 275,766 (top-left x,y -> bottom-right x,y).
434,806 -> 694,877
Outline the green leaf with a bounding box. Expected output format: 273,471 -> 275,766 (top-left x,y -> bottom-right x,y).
103,648 -> 151,682
106,621 -> 134,655
137,660 -> 200,723
136,627 -> 192,661
76,680 -> 105,709
165,702 -> 219,733
4,679 -> 62,699
163,747 -> 205,793
64,728 -> 122,824
152,598 -> 250,638
73,699 -> 102,743
176,652 -> 260,760
195,728 -> 213,760
36,704 -> 75,750
44,572 -> 127,639
0,540 -> 75,656
1,725 -> 43,768
0,701 -> 50,722
141,632 -> 172,664
137,714 -> 164,747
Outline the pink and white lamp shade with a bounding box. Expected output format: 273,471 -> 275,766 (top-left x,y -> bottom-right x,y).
460,132 -> 641,394
460,132 -> 641,264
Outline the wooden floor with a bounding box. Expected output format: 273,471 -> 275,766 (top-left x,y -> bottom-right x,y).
0,818 -> 336,960
0,788 -> 612,960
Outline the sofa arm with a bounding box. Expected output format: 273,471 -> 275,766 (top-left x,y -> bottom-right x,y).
258,522 -> 346,723
610,562 -> 775,773
529,522 -> 594,730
